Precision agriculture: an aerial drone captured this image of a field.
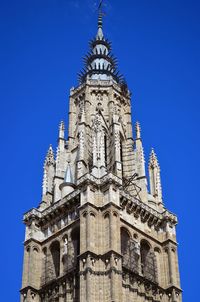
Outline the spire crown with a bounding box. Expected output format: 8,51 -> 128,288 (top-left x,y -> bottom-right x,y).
78,1 -> 124,84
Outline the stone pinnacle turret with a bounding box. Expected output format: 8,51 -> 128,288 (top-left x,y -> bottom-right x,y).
148,148 -> 163,206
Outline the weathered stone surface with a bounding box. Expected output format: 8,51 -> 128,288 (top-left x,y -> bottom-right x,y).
20,10 -> 182,302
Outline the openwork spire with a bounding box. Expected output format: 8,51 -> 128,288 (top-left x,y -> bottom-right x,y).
78,3 -> 124,84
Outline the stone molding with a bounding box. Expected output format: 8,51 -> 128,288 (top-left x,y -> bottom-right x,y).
120,191 -> 177,229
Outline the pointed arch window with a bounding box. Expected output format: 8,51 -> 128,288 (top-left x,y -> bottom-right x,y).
71,227 -> 80,267
140,240 -> 157,282
50,241 -> 60,278
121,228 -> 139,272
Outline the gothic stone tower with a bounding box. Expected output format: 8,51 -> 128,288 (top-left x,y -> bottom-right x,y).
21,12 -> 182,302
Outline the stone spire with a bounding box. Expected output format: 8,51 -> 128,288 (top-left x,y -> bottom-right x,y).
133,122 -> 148,201
148,148 -> 163,205
78,6 -> 124,84
64,162 -> 74,184
135,121 -> 141,139
59,163 -> 75,198
21,7 -> 182,302
42,169 -> 48,196
56,121 -> 65,177
134,122 -> 145,177
59,120 -> 65,139
42,145 -> 55,196
44,144 -> 55,167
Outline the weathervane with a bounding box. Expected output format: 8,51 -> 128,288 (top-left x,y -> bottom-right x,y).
98,0 -> 104,13
98,0 -> 106,24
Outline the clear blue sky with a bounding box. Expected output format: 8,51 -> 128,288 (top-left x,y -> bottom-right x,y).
0,0 -> 199,300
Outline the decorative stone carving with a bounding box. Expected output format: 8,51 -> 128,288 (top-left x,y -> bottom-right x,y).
21,8 -> 182,302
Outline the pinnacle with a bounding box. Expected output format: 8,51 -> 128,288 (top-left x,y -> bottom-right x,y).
59,120 -> 65,130
149,148 -> 159,168
48,144 -> 54,155
135,121 -> 141,139
59,120 -> 65,139
45,144 -> 55,166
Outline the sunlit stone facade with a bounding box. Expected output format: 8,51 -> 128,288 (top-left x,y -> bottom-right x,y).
21,11 -> 182,302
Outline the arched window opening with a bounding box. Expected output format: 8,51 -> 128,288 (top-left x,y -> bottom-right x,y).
104,213 -> 110,250
41,248 -> 47,285
33,246 -> 39,253
141,241 -> 150,275
26,246 -> 30,253
121,228 -> 130,257
121,228 -> 139,272
71,227 -> 80,267
140,240 -> 156,282
50,241 -> 60,278
62,234 -> 74,273
71,227 -> 80,300
154,247 -> 161,284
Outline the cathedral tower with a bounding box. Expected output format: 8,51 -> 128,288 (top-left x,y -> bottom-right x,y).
21,9 -> 182,302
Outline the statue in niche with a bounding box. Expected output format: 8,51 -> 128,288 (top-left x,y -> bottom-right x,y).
63,237 -> 68,255
93,113 -> 104,161
62,236 -> 74,272
134,241 -> 140,256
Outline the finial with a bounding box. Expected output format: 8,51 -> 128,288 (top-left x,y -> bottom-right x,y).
149,148 -> 159,168
98,14 -> 103,28
98,3 -> 103,29
135,121 -> 141,139
45,144 -> 55,166
47,144 -> 54,157
98,0 -> 104,20
96,0 -> 105,39
59,120 -> 65,139
148,148 -> 163,204
60,120 -> 65,130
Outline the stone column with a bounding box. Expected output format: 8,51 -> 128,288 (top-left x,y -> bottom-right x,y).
167,246 -> 175,285
86,257 -> 92,302
110,211 -> 115,251
86,212 -> 91,251
110,255 -> 117,302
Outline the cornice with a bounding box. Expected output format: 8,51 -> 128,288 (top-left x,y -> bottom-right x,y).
23,189 -> 81,225
120,191 -> 177,230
